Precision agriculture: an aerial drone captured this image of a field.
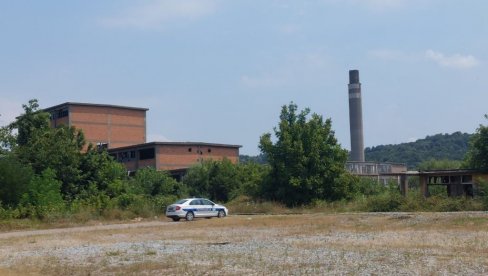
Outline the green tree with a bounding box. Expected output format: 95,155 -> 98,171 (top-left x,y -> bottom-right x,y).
259,102 -> 352,206
0,155 -> 34,206
8,99 -> 50,147
183,159 -> 240,202
234,162 -> 270,199
79,147 -> 127,197
465,115 -> 488,171
130,167 -> 183,197
21,168 -> 65,218
16,125 -> 85,199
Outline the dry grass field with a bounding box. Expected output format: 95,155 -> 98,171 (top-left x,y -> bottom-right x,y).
0,212 -> 488,275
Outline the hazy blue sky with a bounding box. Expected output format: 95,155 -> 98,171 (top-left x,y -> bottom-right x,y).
1,0 -> 487,155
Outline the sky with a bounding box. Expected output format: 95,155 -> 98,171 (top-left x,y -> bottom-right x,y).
0,0 -> 487,155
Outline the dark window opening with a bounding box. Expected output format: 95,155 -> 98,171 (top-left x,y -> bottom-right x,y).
208,148 -> 212,153
188,148 -> 192,152
130,151 -> 136,159
97,142 -> 108,151
139,148 -> 155,160
462,175 -> 473,183
57,109 -> 68,118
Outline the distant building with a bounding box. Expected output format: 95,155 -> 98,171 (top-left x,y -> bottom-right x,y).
108,142 -> 240,175
345,161 -> 408,185
44,102 -> 240,176
44,102 -> 148,149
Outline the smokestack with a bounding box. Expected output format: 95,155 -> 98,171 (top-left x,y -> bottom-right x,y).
348,69 -> 365,162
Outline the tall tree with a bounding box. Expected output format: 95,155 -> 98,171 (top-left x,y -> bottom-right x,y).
8,99 -> 50,147
259,102 -> 354,206
465,115 -> 488,170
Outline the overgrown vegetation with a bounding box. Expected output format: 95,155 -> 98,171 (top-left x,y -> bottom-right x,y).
0,100 -> 488,224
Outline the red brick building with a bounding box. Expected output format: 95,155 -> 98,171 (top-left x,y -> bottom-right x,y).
45,102 -> 147,149
108,142 -> 240,173
44,102 -> 241,174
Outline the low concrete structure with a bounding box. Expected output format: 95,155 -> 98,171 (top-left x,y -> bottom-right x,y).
346,161 -> 407,185
416,169 -> 488,197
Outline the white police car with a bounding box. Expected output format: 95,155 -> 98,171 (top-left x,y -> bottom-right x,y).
165,198 -> 228,221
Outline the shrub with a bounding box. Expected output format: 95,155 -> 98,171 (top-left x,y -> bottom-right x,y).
20,169 -> 65,219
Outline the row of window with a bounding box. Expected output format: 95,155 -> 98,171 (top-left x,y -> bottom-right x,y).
188,148 -> 212,154
50,109 -> 69,120
111,147 -> 215,162
110,148 -> 155,162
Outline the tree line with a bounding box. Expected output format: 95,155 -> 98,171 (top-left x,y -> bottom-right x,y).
365,132 -> 472,169
1,100 -> 488,220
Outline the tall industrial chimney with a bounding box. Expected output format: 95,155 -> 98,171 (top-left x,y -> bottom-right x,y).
348,69 -> 365,162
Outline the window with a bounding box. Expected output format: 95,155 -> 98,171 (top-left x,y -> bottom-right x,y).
139,148 -> 155,160
208,148 -> 212,153
188,148 -> 192,152
130,151 -> 136,159
202,199 -> 214,205
97,142 -> 108,151
190,199 -> 202,205
175,199 -> 188,204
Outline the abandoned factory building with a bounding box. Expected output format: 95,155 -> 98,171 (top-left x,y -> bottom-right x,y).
44,102 -> 241,176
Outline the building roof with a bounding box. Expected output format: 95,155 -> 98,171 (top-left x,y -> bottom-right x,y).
43,102 -> 149,112
108,141 -> 242,152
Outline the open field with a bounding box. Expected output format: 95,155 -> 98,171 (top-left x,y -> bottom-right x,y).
1,212 -> 488,275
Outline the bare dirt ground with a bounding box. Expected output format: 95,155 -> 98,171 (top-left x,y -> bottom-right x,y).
1,212 -> 488,275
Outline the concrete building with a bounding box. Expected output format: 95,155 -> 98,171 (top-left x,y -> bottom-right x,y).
44,102 -> 241,176
45,102 -> 148,149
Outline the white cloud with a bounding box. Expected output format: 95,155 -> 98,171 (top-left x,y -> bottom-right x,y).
425,49 -> 480,69
370,49 -> 481,69
100,0 -> 218,30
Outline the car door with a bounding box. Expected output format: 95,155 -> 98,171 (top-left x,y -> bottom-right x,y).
201,199 -> 218,217
188,199 -> 204,217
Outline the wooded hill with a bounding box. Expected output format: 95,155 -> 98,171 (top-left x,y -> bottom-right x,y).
364,132 -> 472,169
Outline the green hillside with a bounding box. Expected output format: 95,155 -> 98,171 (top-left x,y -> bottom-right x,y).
364,132 -> 472,169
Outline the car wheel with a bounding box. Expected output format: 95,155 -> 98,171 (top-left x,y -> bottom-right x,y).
185,211 -> 195,221
172,217 -> 180,222
217,210 -> 226,218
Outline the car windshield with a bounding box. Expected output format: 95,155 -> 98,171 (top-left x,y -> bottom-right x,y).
175,199 -> 188,204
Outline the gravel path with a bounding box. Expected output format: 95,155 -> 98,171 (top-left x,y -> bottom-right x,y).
0,213 -> 487,275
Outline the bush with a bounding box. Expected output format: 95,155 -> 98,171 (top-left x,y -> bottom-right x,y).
364,193 -> 404,212
20,169 -> 65,219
